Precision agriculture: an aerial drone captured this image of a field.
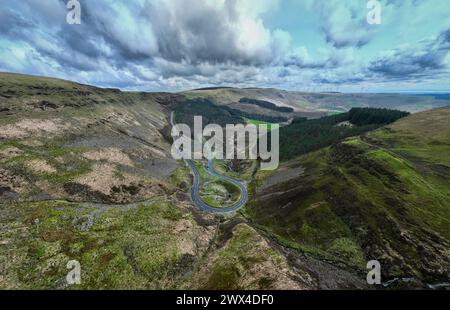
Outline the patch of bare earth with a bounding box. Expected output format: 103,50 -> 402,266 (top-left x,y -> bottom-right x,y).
258,166 -> 305,192
0,119 -> 70,139
25,159 -> 57,174
172,219 -> 216,257
82,148 -> 133,167
73,163 -> 169,203
129,143 -> 168,159
0,168 -> 26,195
18,140 -> 44,147
76,163 -> 129,195
0,147 -> 23,162
35,180 -> 64,199
193,223 -> 313,290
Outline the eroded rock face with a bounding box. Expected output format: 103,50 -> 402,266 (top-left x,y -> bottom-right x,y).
190,223 -> 316,290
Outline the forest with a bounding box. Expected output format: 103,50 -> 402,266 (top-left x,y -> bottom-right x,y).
348,107 -> 409,126
279,108 -> 409,161
239,97 -> 294,113
175,100 -> 410,162
175,98 -> 288,128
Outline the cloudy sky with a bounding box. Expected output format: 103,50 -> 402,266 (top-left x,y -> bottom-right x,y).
1,0 -> 450,92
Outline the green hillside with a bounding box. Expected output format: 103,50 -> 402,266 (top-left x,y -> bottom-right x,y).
247,107 -> 450,284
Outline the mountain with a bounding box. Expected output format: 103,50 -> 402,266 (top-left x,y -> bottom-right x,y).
246,107 -> 450,286
0,72 -> 370,290
1,72 -> 448,289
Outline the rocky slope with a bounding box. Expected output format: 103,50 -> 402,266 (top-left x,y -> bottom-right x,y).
0,72 -> 185,204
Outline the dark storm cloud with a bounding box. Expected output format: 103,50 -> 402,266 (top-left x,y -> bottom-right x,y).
283,53 -> 343,69
57,27 -> 103,60
1,0 -> 450,92
0,1 -> 101,72
143,0 -> 244,65
323,28 -> 371,49
1,0 -> 288,79
369,52 -> 445,78
0,8 -> 33,38
79,0 -> 286,67
369,29 -> 450,78
438,29 -> 450,44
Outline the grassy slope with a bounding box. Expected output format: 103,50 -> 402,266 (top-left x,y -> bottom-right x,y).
247,107 -> 450,283
0,199 -> 210,289
0,72 -> 166,123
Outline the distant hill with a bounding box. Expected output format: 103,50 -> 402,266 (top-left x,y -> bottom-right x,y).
248,106 -> 450,286
184,87 -> 450,117
412,93 -> 450,101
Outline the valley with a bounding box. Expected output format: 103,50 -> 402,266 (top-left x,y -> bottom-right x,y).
0,72 -> 449,290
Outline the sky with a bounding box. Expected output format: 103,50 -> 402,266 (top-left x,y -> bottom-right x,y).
1,0 -> 450,92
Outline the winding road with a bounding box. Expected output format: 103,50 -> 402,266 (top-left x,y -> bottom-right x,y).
170,112 -> 248,213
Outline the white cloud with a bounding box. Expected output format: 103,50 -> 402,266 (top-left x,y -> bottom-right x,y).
1,0 -> 450,92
